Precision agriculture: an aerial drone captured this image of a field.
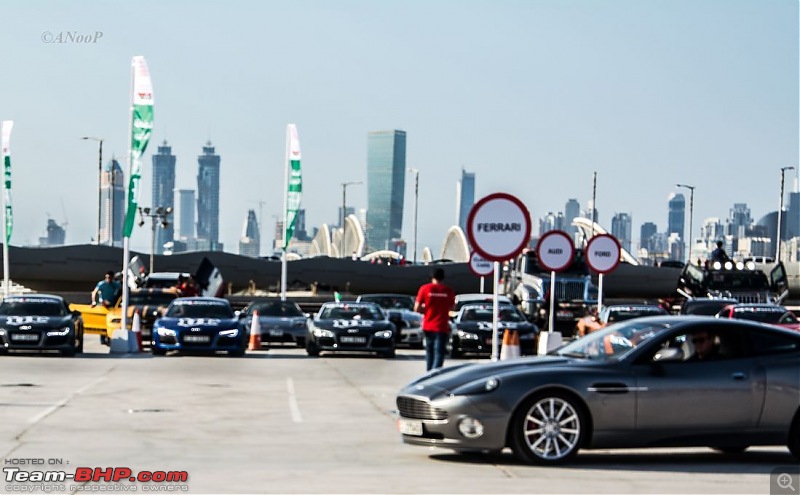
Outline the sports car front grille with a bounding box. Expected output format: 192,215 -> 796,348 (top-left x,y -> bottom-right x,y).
396,396 -> 448,420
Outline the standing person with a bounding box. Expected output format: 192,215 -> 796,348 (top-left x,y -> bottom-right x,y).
91,271 -> 121,308
414,268 -> 456,371
710,241 -> 731,263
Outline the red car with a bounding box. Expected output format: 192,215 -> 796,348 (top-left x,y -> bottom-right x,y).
715,303 -> 800,331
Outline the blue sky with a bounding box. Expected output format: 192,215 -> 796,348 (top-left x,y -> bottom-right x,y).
0,0 -> 797,255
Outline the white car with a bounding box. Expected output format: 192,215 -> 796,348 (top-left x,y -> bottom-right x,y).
355,294 -> 423,348
452,293 -> 513,318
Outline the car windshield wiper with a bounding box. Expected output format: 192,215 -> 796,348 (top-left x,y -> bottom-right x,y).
558,351 -> 589,359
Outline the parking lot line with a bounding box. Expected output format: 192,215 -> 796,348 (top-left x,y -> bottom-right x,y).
286,377 -> 303,423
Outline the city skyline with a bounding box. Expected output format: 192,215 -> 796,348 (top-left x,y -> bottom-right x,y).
0,1 -> 796,255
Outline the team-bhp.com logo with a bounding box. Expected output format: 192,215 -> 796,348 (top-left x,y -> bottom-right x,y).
4,466 -> 188,491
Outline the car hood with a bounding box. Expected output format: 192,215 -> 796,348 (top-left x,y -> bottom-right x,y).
403,356 -> 573,395
157,317 -> 240,331
252,315 -> 306,326
0,315 -> 73,329
386,309 -> 420,319
454,321 -> 536,334
313,319 -> 394,331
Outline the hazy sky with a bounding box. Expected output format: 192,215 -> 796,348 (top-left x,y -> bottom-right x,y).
1,0 -> 797,255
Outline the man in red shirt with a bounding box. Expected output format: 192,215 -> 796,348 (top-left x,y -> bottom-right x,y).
414,268 -> 456,371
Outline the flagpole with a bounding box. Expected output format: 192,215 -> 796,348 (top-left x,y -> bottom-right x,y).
121,59 -> 136,337
280,125 -> 289,301
1,121 -> 14,298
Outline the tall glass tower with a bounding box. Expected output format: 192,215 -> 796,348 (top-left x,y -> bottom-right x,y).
197,142 -> 221,251
238,209 -> 260,257
366,130 -> 406,251
611,212 -> 633,254
151,140 -> 175,254
100,159 -> 124,247
564,198 -> 580,239
668,192 -> 686,260
456,169 -> 475,232
178,189 -> 195,240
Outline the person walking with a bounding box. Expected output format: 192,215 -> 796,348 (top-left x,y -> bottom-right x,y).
414,268 -> 456,371
91,271 -> 121,308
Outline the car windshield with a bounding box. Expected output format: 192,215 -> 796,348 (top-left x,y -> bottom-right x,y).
461,305 -> 526,323
732,308 -> 798,324
358,295 -> 414,310
605,307 -> 666,323
319,304 -> 383,321
249,301 -> 304,317
166,301 -> 233,318
0,300 -> 67,316
553,321 -> 670,361
129,292 -> 179,306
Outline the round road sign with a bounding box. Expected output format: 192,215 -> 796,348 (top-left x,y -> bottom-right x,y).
536,230 -> 575,272
468,251 -> 494,277
585,234 -> 621,274
466,193 -> 532,262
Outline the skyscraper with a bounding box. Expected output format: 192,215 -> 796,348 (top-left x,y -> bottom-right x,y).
366,130 -> 406,251
639,222 -> 657,251
239,209 -> 260,258
178,189 -> 195,240
564,199 -> 580,238
611,212 -> 633,253
728,203 -> 752,239
456,169 -> 475,232
151,140 -> 176,254
197,141 -> 221,251
667,192 -> 685,259
99,159 -> 124,247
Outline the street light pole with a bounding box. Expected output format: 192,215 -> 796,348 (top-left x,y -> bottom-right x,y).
81,136 -> 103,244
407,168 -> 419,264
138,206 -> 173,273
776,166 -> 795,262
676,184 -> 695,264
340,181 -> 362,258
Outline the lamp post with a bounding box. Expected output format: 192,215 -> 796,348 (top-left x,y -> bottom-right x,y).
776,166 -> 795,262
138,206 -> 173,273
340,181 -> 362,258
81,136 -> 103,244
676,184 -> 695,264
407,168 -> 419,264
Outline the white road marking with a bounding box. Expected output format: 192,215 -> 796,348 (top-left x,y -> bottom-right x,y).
286,377 -> 303,423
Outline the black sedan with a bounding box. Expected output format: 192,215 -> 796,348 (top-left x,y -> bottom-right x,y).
450,303 -> 538,358
0,295 -> 84,356
397,316 -> 800,464
306,302 -> 396,358
240,298 -> 308,348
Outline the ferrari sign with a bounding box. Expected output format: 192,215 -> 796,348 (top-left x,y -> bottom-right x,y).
585,234 -> 621,274
466,193 -> 531,262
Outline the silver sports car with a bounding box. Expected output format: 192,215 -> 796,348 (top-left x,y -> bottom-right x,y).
396,316 -> 800,464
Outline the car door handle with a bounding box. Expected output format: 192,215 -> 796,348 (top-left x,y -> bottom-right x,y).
731,372 -> 746,381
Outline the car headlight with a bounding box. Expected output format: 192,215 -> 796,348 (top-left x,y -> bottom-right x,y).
219,329 -> 239,337
373,330 -> 393,339
313,328 -> 335,338
457,417 -> 485,439
450,376 -> 502,396
157,328 -> 177,337
47,327 -> 71,337
457,330 -> 479,340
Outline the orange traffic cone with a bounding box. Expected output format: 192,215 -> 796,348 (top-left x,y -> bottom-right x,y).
500,329 -> 521,360
130,309 -> 143,353
248,310 -> 262,351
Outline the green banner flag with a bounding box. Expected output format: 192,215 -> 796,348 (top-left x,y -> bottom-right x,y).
284,124 -> 302,248
1,121 -> 13,243
123,56 -> 154,238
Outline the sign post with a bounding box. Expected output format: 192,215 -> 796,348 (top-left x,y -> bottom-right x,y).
585,233 -> 622,314
535,230 -> 575,355
466,193 -> 531,361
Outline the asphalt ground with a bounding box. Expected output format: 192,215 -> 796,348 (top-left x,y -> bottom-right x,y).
0,338 -> 795,495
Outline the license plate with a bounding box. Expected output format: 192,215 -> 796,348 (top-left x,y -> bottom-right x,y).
398,418 -> 423,436
184,335 -> 210,343
557,310 -> 573,320
11,333 -> 39,341
269,329 -> 284,337
340,336 -> 366,344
